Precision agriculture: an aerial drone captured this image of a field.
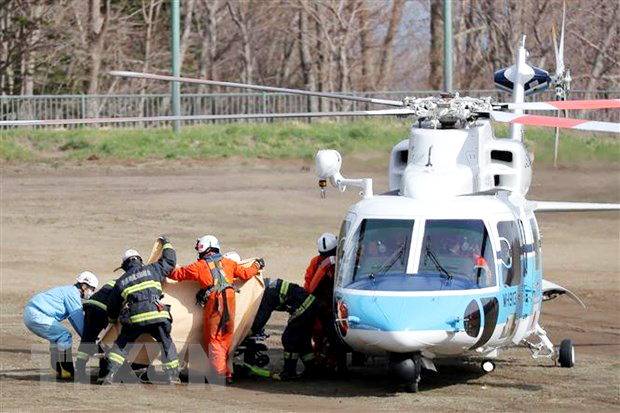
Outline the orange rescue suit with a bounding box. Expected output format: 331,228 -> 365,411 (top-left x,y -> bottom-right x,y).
168,255 -> 260,378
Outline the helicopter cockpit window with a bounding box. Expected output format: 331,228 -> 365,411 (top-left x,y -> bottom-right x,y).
338,219 -> 413,287
418,219 -> 497,290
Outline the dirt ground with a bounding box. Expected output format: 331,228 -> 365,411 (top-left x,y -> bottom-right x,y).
1,155 -> 618,412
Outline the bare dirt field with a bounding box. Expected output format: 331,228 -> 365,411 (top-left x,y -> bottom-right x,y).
1,156 -> 618,412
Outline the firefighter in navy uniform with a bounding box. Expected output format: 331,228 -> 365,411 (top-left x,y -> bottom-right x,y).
251,278 -> 332,380
102,237 -> 180,384
75,279 -> 117,382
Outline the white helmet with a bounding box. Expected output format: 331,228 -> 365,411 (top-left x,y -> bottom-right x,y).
196,235 -> 220,254
76,271 -> 99,289
317,232 -> 337,253
223,251 -> 241,263
121,249 -> 141,263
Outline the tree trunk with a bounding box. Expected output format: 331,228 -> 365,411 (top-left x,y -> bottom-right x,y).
180,0 -> 196,70
377,0 -> 405,90
87,0 -> 109,116
358,4 -> 374,91
429,0 -> 443,90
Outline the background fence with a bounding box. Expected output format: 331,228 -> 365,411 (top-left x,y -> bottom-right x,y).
1,90 -> 619,128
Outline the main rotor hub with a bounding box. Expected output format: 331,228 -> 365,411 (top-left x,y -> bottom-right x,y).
402,95 -> 494,127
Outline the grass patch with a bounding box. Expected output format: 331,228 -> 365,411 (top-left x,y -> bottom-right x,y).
1,120 -> 617,165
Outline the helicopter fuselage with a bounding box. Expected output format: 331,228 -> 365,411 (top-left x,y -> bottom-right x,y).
333,193 -> 543,359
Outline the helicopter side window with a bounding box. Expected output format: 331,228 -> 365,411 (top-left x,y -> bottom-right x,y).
335,215 -> 354,288
497,221 -> 522,286
419,219 -> 497,289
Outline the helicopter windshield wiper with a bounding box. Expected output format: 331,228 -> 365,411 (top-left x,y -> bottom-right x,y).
425,244 -> 453,280
369,243 -> 406,280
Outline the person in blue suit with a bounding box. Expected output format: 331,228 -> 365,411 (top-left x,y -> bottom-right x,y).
23,271 -> 99,379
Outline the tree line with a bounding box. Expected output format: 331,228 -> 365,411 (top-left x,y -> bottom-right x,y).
1,0 -> 618,97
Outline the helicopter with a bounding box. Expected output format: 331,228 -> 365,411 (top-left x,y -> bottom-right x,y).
2,29 -> 619,394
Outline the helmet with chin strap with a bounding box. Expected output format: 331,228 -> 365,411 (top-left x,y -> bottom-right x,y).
317,232 -> 337,254
196,235 -> 220,256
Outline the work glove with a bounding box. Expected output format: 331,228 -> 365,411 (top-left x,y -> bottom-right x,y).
158,235 -> 171,245
256,258 -> 265,270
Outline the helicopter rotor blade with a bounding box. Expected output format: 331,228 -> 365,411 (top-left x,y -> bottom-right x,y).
489,111 -> 620,133
501,99 -> 620,111
109,70 -> 406,108
0,108 -> 416,127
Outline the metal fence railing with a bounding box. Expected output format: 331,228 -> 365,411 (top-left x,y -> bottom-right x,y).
1,90 -> 619,128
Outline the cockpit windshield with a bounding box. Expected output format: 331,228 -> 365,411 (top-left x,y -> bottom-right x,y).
418,219 -> 496,290
338,219 -> 413,287
337,218 -> 496,291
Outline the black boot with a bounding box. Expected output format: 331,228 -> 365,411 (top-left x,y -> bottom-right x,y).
58,348 -> 74,380
75,357 -> 88,383
301,359 -> 321,379
279,358 -> 298,381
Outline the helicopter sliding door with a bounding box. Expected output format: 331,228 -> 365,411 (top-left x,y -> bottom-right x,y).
496,220 -> 526,343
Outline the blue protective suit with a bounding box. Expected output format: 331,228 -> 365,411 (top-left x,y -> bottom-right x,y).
23,285 -> 84,350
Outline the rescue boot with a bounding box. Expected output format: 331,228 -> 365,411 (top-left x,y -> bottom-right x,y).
49,345 -> 60,376
58,348 -> 75,380
279,358 -> 299,381
74,357 -> 89,383
301,359 -> 321,379
164,367 -> 181,385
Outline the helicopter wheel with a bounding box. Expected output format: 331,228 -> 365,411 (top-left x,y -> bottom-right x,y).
404,380 -> 419,393
481,360 -> 495,373
558,339 -> 575,368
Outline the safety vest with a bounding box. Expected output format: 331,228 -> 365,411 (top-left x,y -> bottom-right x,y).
203,254 -> 236,333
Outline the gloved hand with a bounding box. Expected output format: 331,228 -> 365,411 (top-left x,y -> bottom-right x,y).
256,258 -> 265,270
158,235 -> 171,245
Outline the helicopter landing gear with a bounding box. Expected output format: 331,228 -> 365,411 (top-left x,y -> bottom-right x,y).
558,339 -> 575,368
481,360 -> 495,373
388,352 -> 422,393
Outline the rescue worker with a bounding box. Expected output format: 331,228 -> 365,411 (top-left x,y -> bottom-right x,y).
23,271 -> 99,380
102,237 -> 180,384
74,279 -> 117,382
168,235 -> 263,384
252,278 -> 329,381
303,233 -> 343,374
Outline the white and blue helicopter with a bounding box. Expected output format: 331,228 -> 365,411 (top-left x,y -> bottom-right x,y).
2,23 -> 618,394
100,37 -> 619,392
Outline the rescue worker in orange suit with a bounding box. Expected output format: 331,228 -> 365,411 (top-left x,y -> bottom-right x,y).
251,278 -> 331,380
304,233 -> 346,374
103,237 -> 180,384
75,279 -> 117,382
167,235 -> 263,384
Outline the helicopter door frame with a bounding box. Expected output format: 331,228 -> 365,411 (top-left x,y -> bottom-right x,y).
512,211 -> 535,344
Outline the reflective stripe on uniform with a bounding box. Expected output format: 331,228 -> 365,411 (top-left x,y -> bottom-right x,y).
121,280 -> 162,299
162,243 -> 173,250
108,352 -> 125,365
84,298 -> 107,311
76,351 -> 90,360
161,359 -> 179,370
279,280 -> 290,305
290,295 -> 316,320
283,351 -> 298,360
106,280 -> 116,287
301,352 -> 314,362
129,310 -> 170,324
